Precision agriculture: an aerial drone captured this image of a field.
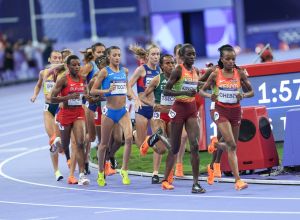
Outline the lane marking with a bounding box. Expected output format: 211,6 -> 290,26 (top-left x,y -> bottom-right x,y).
0,148 -> 28,153
28,217 -> 58,220
0,200 -> 299,214
0,109 -> 41,123
0,125 -> 43,137
1,147 -> 300,201
0,134 -> 46,148
94,210 -> 124,214
0,116 -> 41,128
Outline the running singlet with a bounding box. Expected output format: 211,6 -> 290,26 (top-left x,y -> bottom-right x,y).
153,73 -> 175,106
102,66 -> 127,97
137,64 -> 160,93
60,74 -> 85,106
173,64 -> 199,102
214,68 -> 241,104
43,69 -> 55,95
86,61 -> 99,83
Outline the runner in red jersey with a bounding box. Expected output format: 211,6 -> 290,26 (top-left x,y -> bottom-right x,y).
51,55 -> 90,186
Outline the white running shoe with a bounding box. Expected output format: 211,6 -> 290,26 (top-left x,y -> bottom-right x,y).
78,173 -> 90,185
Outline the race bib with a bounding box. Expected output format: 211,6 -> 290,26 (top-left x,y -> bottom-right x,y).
102,105 -> 108,115
218,89 -> 239,103
160,94 -> 175,106
168,109 -> 176,119
44,103 -> 49,111
68,94 -> 83,106
45,81 -> 55,93
111,81 -> 127,95
146,77 -> 154,87
182,81 -> 198,91
94,111 -> 98,120
153,111 -> 161,120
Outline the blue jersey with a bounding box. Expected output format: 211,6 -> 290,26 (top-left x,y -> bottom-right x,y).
86,61 -> 99,83
102,66 -> 127,97
136,64 -> 160,93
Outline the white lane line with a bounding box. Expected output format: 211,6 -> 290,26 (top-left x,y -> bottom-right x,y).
28,217 -> 58,220
0,148 -> 28,153
0,116 -> 41,128
0,109 -> 41,123
0,134 -> 46,148
0,105 -> 39,114
1,147 -> 300,201
0,125 -> 43,137
94,210 -> 124,214
0,200 -> 299,215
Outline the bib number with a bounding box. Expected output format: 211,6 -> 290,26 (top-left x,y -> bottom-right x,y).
68,94 -> 83,106
168,109 -> 176,119
111,81 -> 127,95
218,90 -> 239,103
153,111 -> 161,119
160,94 -> 175,106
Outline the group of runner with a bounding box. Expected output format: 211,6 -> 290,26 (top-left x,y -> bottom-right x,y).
31,41 -> 254,193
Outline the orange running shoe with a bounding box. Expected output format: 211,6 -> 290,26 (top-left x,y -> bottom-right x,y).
67,176 -> 78,184
207,136 -> 218,154
235,180 -> 248,190
213,163 -> 221,178
175,163 -> 184,177
167,169 -> 174,184
161,180 -> 174,190
140,136 -> 150,156
207,165 -> 214,185
105,161 -> 116,176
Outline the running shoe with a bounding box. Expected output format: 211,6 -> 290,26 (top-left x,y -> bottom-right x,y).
78,173 -> 90,185
235,180 -> 248,190
67,176 -> 78,184
84,162 -> 91,175
213,163 -> 222,178
105,161 -> 116,176
167,169 -> 174,184
161,180 -> 174,190
55,170 -> 63,181
175,163 -> 184,177
140,136 -> 150,156
151,175 -> 160,184
120,169 -> 131,185
97,171 -> 106,187
207,165 -> 214,185
191,183 -> 206,193
207,136 -> 218,154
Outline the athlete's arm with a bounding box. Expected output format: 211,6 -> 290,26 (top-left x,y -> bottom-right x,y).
79,62 -> 93,79
239,69 -> 254,99
90,68 -> 113,95
199,70 -> 217,100
140,75 -> 159,106
30,70 -> 44,102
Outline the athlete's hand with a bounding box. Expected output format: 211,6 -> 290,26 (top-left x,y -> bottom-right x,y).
108,82 -> 115,93
30,96 -> 37,103
185,89 -> 197,97
134,98 -> 142,110
236,93 -> 243,101
68,92 -> 80,100
211,94 -> 218,102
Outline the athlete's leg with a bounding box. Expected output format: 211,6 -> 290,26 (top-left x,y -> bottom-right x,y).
118,112 -> 133,171
134,114 -> 149,147
185,117 -> 200,184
